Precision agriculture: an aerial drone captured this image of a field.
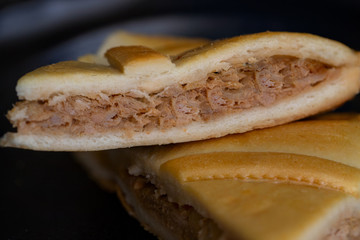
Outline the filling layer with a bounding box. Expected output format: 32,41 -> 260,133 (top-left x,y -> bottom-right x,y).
324,217 -> 360,240
9,55 -> 334,135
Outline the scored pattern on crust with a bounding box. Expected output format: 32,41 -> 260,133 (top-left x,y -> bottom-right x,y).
124,114 -> 360,197
160,152 -> 360,196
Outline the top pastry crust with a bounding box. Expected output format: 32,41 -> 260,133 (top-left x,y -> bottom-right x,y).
16,32 -> 359,100
78,31 -> 210,66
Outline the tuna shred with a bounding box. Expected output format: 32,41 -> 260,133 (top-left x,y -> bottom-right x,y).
9,55 -> 335,135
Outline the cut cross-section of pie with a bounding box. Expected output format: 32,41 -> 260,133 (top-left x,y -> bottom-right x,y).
1,32 -> 360,151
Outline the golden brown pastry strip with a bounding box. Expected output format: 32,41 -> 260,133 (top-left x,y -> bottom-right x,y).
105,46 -> 175,74
150,115 -> 360,169
160,152 -> 360,196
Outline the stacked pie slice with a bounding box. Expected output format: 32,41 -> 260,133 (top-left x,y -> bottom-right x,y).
1,31 -> 359,150
76,113 -> 360,240
2,31 -> 360,239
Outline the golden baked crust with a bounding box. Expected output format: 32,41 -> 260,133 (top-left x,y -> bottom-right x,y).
105,46 -> 175,75
161,152 -> 360,196
78,31 -> 209,65
96,31 -> 210,57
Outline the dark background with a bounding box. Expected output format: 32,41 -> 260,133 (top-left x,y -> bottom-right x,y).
1,0 -> 360,239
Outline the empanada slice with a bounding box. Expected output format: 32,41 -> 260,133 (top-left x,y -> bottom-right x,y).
2,32 -> 360,151
75,114 -> 360,240
76,151 -> 360,240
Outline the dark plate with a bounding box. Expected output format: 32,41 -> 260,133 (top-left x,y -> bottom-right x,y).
1,13 -> 360,240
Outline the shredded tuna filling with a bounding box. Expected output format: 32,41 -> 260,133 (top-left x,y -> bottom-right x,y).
323,216 -> 360,240
9,55 -> 335,135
